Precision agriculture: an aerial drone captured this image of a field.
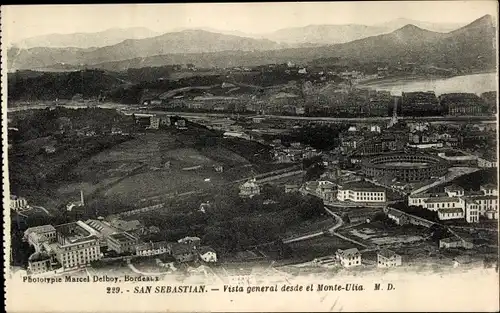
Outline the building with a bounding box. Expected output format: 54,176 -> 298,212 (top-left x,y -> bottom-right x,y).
409,183 -> 497,223
239,179 -> 261,198
335,248 -> 362,268
439,236 -> 473,249
28,252 -> 53,275
316,181 -> 337,202
177,236 -> 201,247
171,243 -> 196,263
362,153 -> 449,183
284,184 -> 300,193
377,249 -> 402,268
10,195 -> 28,211
136,241 -> 172,256
53,221 -> 102,269
107,232 -> 139,254
336,180 -> 386,203
439,93 -> 486,116
24,225 -> 57,252
198,246 -> 217,263
82,219 -> 120,248
401,91 -> 440,116
149,116 -> 160,129
386,208 -> 409,225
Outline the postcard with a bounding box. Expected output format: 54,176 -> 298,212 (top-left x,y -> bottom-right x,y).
2,2 -> 499,312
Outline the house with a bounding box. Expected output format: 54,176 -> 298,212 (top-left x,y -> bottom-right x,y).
136,241 -> 172,256
198,201 -> 211,213
171,243 -> 196,263
385,208 -> 409,225
177,236 -> 201,248
335,248 -> 362,268
198,246 -> 217,263
239,179 -> 261,198
439,236 -> 473,249
377,249 -> 402,268
284,184 -> 300,193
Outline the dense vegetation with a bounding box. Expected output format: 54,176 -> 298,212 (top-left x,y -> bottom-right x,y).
135,184 -> 325,254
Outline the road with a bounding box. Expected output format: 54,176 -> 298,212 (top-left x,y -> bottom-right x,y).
31,205 -> 52,216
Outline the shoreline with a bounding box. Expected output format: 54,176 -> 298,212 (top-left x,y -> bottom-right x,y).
357,71 -> 497,88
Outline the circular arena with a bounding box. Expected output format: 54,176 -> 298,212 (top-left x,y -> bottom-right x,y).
361,153 -> 449,182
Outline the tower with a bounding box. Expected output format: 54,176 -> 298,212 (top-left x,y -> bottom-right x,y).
80,190 -> 84,206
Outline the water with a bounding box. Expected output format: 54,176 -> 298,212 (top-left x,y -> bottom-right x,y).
360,73 -> 497,96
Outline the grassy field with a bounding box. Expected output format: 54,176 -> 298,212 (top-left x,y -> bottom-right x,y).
286,235 -> 364,261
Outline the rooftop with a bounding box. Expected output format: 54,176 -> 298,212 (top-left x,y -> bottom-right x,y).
437,208 -> 464,214
337,248 -> 360,257
440,237 -> 462,243
480,183 -> 497,189
423,197 -> 461,204
28,252 -> 51,263
444,184 -> 464,192
339,180 -> 385,192
198,246 -> 216,255
108,232 -> 137,243
56,222 -> 97,245
24,225 -> 56,236
378,249 -> 398,259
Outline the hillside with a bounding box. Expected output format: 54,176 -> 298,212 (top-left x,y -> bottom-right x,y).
8,69 -> 125,101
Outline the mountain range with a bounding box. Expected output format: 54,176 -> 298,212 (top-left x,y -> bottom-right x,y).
7,15 -> 496,72
13,27 -> 161,49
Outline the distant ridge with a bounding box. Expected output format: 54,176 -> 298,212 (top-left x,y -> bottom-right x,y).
7,15 -> 496,73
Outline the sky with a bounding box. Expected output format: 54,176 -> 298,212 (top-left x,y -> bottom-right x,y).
2,2 -> 498,43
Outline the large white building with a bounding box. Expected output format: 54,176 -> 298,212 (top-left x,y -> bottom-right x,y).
335,248 -> 362,268
408,184 -> 497,223
337,180 -> 386,203
53,221 -> 102,269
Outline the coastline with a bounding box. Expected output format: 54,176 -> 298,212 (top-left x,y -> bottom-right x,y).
357,70 -> 497,88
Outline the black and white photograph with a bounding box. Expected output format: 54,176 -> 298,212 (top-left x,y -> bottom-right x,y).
2,2 -> 499,312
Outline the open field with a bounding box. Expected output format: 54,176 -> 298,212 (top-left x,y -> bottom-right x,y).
342,221 -> 429,247
286,235 -> 364,262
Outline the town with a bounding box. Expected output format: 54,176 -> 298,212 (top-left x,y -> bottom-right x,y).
8,85 -> 498,283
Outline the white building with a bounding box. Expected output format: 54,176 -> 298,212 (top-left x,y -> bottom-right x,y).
337,181 -> 386,203
198,246 -> 217,263
377,249 -> 402,268
136,241 -> 172,256
53,221 -> 102,269
239,179 -> 261,198
335,248 -> 362,268
10,195 -> 28,211
23,225 -> 57,252
408,183 -> 497,223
